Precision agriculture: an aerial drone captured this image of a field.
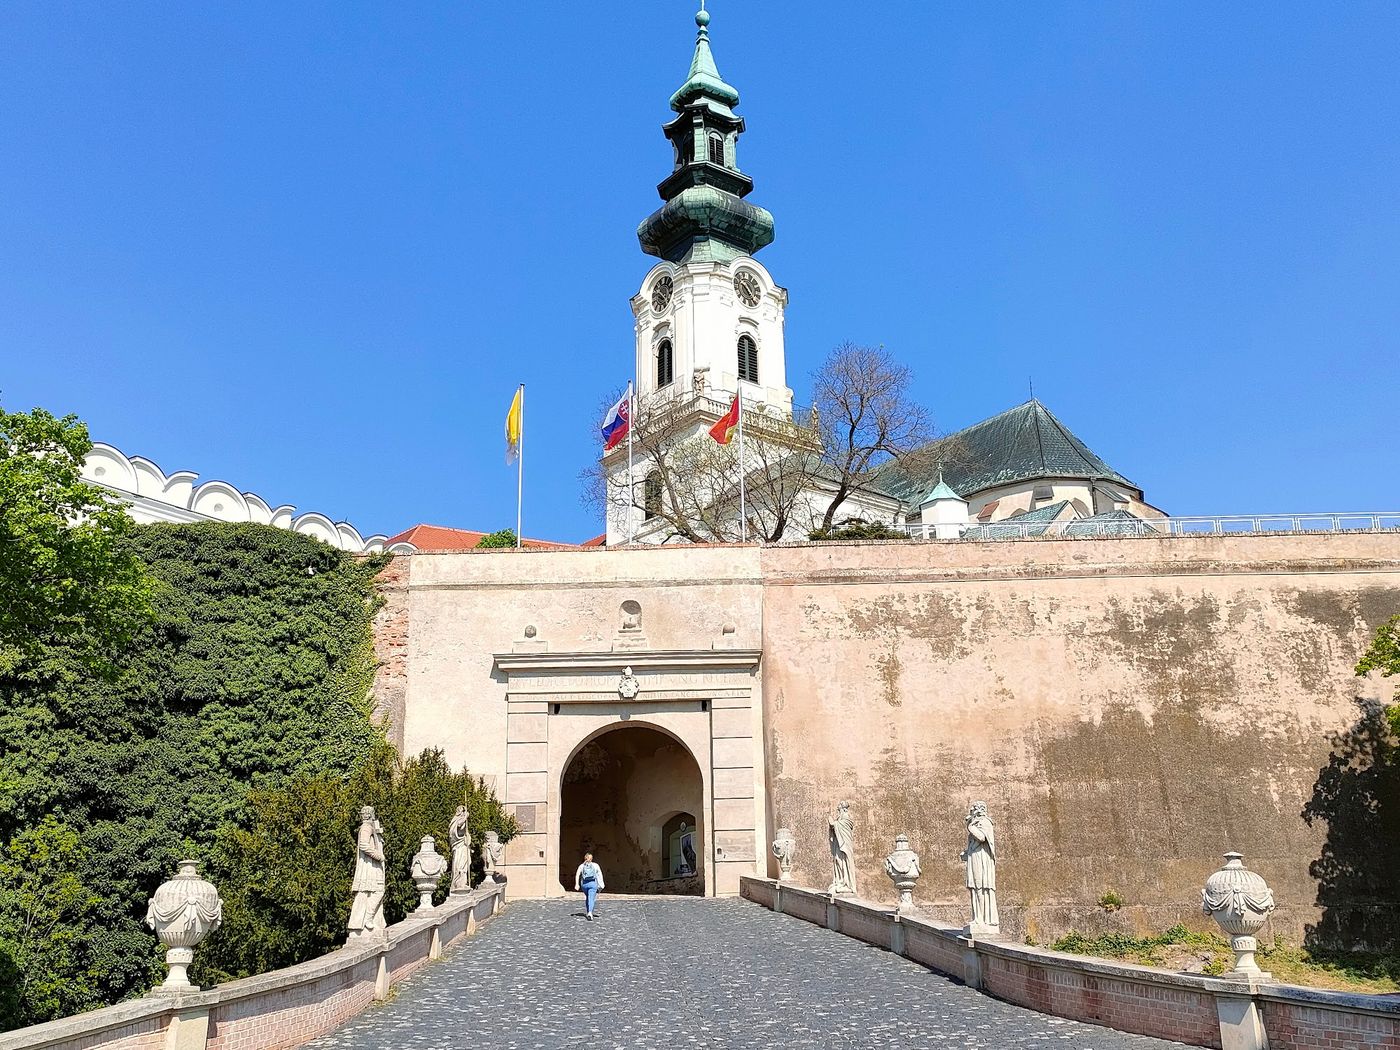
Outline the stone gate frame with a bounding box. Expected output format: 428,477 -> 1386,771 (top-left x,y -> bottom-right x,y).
491,646 -> 764,898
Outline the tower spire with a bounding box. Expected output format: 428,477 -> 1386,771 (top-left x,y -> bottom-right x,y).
670,2 -> 739,113
638,4 -> 774,264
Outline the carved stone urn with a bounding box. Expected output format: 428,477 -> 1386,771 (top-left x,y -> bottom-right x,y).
1202,851 -> 1276,979
771,828 -> 796,881
883,833 -> 922,914
410,835 -> 448,911
145,859 -> 223,991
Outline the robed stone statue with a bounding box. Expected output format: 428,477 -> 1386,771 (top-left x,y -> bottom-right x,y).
347,805 -> 386,940
828,800 -> 856,896
961,800 -> 999,932
448,805 -> 472,894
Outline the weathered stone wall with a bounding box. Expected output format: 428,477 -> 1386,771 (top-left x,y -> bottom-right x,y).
381,532 -> 1400,943
759,534 -> 1400,943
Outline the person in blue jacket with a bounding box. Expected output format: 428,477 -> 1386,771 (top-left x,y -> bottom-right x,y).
573,852 -> 605,920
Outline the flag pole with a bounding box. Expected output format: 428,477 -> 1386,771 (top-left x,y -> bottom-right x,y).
515,384 -> 524,549
737,391 -> 748,542
626,380 -> 636,545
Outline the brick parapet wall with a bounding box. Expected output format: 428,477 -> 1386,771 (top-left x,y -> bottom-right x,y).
369,554 -> 410,750
0,883 -> 506,1050
743,877 -> 1400,1050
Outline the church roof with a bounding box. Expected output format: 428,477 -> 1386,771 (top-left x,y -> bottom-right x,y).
875,399 -> 1140,504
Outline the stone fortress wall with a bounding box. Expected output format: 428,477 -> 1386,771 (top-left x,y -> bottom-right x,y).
377,531 -> 1400,942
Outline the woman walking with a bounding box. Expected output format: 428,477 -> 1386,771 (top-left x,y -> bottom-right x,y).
574,852 -> 605,920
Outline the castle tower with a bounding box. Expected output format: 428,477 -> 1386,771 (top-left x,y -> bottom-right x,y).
631,5 -> 794,416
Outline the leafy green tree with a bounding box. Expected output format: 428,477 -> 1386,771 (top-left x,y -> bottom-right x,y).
0,519 -> 394,1025
0,818 -> 103,1029
1358,613 -> 1400,732
1358,615 -> 1400,679
0,404 -> 151,680
475,528 -> 517,548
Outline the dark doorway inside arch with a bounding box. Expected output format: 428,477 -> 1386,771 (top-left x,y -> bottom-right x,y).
558,725 -> 705,895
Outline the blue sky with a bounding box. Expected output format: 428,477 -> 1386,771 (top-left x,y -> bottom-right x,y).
2,3 -> 1396,542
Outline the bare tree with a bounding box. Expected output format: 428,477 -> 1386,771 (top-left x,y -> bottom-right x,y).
583,387 -> 821,544
811,342 -> 937,532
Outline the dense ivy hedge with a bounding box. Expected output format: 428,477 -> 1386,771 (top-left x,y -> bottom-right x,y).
0,522 -> 512,1030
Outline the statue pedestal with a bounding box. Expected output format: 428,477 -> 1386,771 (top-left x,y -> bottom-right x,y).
963,921 -> 1002,941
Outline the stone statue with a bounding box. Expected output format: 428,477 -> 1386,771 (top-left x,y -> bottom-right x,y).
961,801 -> 999,934
828,801 -> 856,897
482,830 -> 505,882
409,835 -> 447,911
145,859 -> 223,990
347,806 -> 386,941
692,366 -> 709,395
884,833 -> 921,913
772,827 -> 796,881
448,805 -> 472,894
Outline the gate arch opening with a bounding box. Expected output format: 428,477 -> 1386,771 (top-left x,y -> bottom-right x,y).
558,724 -> 705,895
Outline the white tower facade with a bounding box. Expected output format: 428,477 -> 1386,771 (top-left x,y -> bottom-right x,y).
602,6 -> 808,546
632,257 -> 792,414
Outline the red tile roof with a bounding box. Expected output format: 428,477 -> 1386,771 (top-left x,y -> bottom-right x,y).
384,524 -> 584,552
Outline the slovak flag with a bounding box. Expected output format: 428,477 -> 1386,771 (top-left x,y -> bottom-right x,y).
601,388 -> 631,450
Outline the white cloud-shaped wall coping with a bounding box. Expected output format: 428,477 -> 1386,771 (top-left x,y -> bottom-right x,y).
81,442 -> 415,554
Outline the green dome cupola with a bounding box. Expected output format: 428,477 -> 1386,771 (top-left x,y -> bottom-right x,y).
637,4 -> 775,264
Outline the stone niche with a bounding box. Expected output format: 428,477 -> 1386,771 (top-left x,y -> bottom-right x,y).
492,644 -> 764,900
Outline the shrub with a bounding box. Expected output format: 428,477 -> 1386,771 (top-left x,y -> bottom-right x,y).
194,745 -> 516,984
808,519 -> 908,541
475,529 -> 517,548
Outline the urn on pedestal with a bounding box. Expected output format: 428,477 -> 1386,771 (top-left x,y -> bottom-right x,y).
883,834 -> 921,913
1202,851 -> 1276,980
771,828 -> 796,881
144,860 -> 223,992
481,830 -> 505,882
410,835 -> 447,911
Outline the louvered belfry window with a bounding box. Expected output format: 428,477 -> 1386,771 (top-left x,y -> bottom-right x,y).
644,472 -> 663,520
656,339 -> 674,388
737,334 -> 759,383
708,134 -> 725,165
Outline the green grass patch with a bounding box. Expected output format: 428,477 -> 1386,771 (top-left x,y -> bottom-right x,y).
1045,926 -> 1400,993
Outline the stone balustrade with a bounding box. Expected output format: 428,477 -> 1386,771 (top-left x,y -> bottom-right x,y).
0,882 -> 506,1050
740,877 -> 1400,1050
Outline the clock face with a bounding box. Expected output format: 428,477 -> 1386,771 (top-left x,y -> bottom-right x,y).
651,275 -> 674,312
734,270 -> 761,308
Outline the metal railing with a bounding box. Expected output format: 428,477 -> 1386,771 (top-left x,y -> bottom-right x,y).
901,512 -> 1400,541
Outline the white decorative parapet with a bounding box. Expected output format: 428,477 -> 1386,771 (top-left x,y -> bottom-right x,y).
81,442 -> 415,554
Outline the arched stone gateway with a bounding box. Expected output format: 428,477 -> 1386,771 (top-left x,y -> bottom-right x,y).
492,632 -> 763,899
557,724 -> 705,895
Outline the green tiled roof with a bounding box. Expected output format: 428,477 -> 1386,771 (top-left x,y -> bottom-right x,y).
669,8 -> 740,114
874,399 -> 1139,504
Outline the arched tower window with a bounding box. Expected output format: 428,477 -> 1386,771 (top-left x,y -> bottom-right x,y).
737,333 -> 759,384
656,339 -> 674,388
644,472 -> 663,521
708,133 -> 725,166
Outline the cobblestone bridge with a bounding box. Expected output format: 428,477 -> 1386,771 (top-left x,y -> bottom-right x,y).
307,898 -> 1198,1050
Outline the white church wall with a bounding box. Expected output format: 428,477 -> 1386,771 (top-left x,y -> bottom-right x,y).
81,442 -> 413,553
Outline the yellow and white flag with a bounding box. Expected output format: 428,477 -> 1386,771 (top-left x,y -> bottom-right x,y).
505,386 -> 523,464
